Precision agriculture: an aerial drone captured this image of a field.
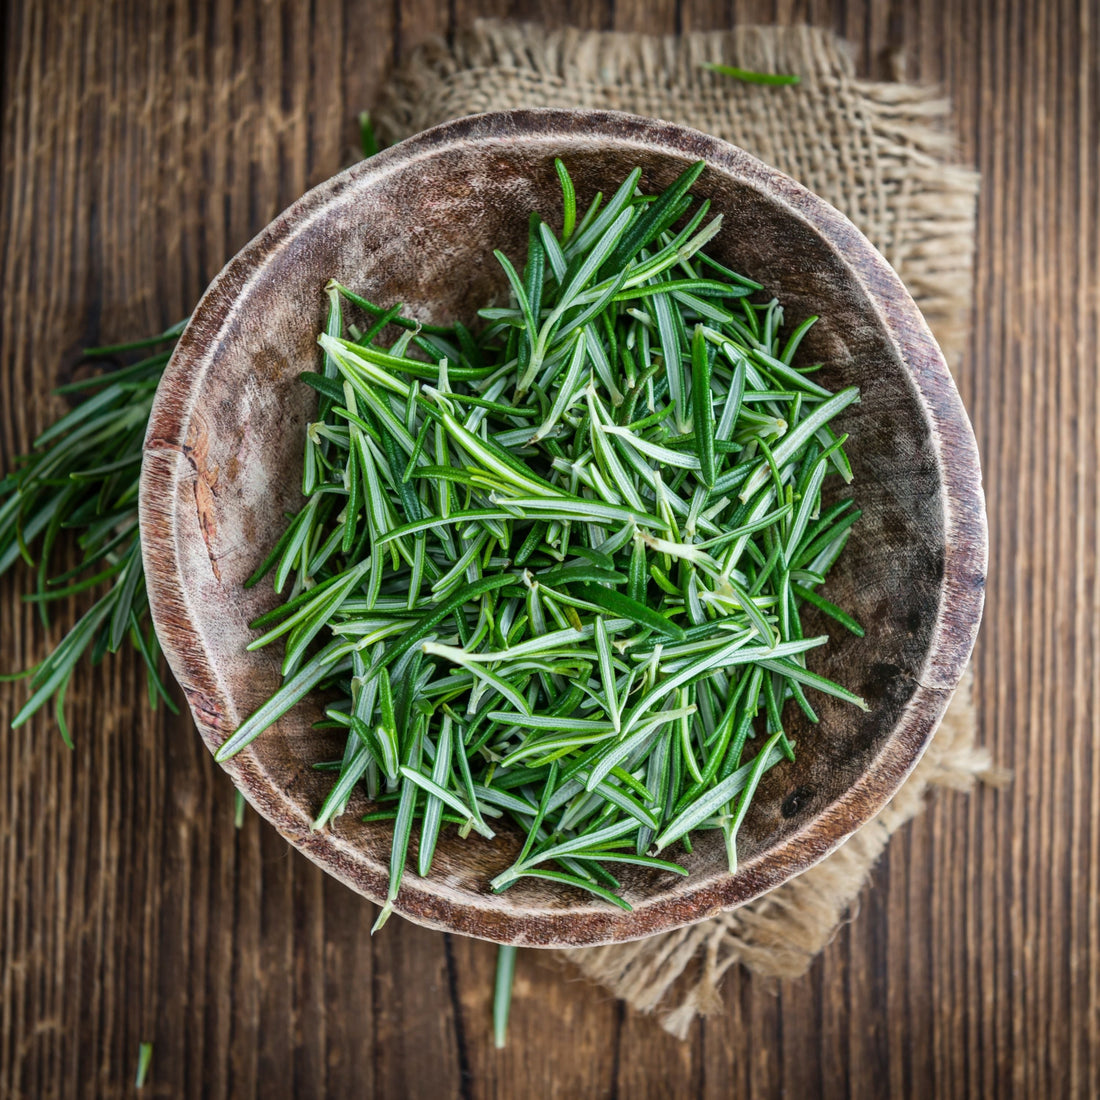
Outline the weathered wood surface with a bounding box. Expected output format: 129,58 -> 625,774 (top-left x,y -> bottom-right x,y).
1,1 -> 1096,1097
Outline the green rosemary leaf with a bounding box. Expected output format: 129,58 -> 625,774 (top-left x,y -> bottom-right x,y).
784,454 -> 830,566
20,561 -> 124,602
608,160 -> 706,271
493,944 -> 518,1049
748,345 -> 833,399
572,582 -> 685,640
755,656 -> 870,710
554,158 -> 577,243
559,850 -> 687,875
691,325 -> 717,487
779,314 -> 819,364
128,610 -> 180,714
422,642 -> 532,715
738,387 -> 858,502
107,543 -> 145,652
791,581 -> 864,636
581,777 -> 660,830
594,616 -> 620,731
494,249 -> 539,337
417,715 -> 454,875
372,718 -> 425,932
499,868 -> 633,911
313,740 -> 375,832
81,320 -> 186,357
724,730 -> 788,872
794,505 -> 862,569
358,111 -> 379,158
489,712 -> 616,731
135,1041 -> 153,1089
11,590 -> 115,732
511,817 -> 639,874
499,728 -> 619,767
653,730 -> 786,853
384,573 -> 519,669
328,282 -> 453,337
214,639 -> 356,761
568,167 -> 641,256
300,370 -> 347,404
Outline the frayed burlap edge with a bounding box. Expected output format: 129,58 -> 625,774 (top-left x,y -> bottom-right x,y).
374,20 -> 994,1038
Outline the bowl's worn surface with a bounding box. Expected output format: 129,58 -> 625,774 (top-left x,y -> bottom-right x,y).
139,109 -> 986,947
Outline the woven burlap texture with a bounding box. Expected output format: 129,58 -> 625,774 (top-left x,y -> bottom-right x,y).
375,20 -> 991,1038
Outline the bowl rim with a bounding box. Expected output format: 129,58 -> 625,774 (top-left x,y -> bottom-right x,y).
139,107 -> 987,947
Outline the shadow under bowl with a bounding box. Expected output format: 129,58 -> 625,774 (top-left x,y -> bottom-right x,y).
139,109 -> 986,947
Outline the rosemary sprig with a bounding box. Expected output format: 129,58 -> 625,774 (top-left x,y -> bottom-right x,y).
0,114 -> 389,738
701,62 -> 802,86
0,323 -> 185,742
220,158 -> 867,914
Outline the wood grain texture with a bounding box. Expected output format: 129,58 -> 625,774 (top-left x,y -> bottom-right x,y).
0,0 -> 1095,1097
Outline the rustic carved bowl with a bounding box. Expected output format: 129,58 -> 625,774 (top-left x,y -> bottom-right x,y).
139,109 -> 985,947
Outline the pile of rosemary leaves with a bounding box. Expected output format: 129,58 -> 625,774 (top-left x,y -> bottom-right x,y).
209,158 -> 868,929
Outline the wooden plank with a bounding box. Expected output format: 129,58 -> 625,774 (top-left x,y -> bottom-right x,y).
616,998 -> 703,1096
614,0 -> 679,33
1,0 -> 1099,1096
513,0 -> 614,30
370,922 -> 464,1098
446,938 -> 620,1099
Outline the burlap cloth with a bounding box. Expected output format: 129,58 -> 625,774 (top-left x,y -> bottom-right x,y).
375,20 -> 997,1038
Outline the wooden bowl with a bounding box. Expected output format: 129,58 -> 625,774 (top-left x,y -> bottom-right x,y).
139,109 -> 986,947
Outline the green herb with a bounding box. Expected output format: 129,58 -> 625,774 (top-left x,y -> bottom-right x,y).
135,1041 -> 153,1089
702,62 -> 802,86
0,324 -> 185,741
358,111 -> 380,159
493,944 -> 518,1049
0,116 -> 396,732
218,158 -> 866,914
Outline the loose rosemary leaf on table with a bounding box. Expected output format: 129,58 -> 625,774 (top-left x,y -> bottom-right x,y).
701,62 -> 802,86
217,157 -> 868,919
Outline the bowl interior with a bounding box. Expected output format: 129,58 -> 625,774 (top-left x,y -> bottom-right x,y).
141,110 -> 983,946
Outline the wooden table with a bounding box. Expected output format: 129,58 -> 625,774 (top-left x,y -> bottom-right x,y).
2,2 -> 1096,1096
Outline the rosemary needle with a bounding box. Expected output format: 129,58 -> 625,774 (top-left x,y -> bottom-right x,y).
702,62 -> 802,86
135,1041 -> 153,1089
493,944 -> 518,1049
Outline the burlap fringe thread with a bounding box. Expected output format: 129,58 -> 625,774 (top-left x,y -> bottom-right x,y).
376,21 -> 999,1039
